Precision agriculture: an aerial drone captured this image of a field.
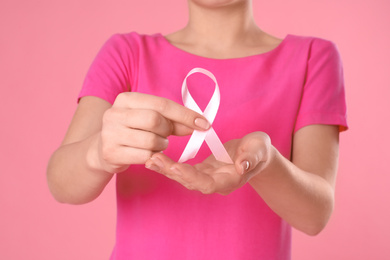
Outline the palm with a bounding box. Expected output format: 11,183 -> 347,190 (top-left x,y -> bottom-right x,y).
146,132 -> 270,195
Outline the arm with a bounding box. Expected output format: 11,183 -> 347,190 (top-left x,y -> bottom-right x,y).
47,94 -> 210,205
47,96 -> 113,204
145,124 -> 339,235
249,125 -> 339,235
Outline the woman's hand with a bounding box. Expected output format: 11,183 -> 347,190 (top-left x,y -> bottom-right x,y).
145,132 -> 274,195
94,92 -> 211,174
144,126 -> 340,235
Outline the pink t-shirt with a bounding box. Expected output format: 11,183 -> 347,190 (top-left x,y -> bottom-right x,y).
79,32 -> 348,260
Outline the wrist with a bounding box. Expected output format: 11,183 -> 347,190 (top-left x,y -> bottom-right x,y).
85,133 -> 107,173
251,145 -> 280,181
266,145 -> 279,171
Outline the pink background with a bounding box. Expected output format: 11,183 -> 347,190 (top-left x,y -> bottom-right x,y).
1,0 -> 389,259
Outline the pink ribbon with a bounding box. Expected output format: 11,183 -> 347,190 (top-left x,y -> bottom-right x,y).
178,68 -> 233,164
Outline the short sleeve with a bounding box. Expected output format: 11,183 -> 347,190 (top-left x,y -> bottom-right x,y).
294,39 -> 348,132
78,34 -> 133,104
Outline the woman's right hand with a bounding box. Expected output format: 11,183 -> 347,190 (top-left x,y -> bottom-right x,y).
94,92 -> 210,174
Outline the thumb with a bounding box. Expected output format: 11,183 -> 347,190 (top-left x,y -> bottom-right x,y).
234,132 -> 272,176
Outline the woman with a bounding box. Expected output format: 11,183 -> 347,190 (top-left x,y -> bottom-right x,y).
47,0 -> 348,259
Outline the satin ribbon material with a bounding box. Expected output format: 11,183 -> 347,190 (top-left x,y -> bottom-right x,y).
178,68 -> 233,164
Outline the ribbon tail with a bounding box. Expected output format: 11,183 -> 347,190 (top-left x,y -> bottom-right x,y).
178,130 -> 208,163
205,128 -> 233,164
179,68 -> 232,164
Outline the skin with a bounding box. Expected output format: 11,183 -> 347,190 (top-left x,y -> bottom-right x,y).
47,0 -> 340,236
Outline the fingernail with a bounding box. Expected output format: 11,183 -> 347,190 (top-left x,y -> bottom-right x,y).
170,166 -> 182,176
145,163 -> 160,172
240,161 -> 250,175
151,156 -> 164,169
195,118 -> 210,130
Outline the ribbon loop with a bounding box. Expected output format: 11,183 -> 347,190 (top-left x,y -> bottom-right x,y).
178,68 -> 233,164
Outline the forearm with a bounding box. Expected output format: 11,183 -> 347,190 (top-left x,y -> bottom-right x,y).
47,133 -> 114,205
249,146 -> 335,236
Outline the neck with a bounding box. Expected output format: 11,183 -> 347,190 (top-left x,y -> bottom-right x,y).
183,0 -> 260,49
165,1 -> 282,59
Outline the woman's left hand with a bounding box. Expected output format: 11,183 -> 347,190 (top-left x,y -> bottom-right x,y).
145,132 -> 274,195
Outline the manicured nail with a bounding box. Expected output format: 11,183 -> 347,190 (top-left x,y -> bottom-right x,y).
240,161 -> 250,175
145,163 -> 160,172
151,157 -> 164,169
195,118 -> 210,130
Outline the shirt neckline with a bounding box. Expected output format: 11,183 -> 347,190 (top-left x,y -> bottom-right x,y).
157,33 -> 291,61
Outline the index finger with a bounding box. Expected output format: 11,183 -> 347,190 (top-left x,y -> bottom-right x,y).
115,92 -> 210,135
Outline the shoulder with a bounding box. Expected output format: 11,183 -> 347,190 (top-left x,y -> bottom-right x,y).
286,35 -> 336,48
286,35 -> 340,58
277,35 -> 342,70
104,32 -> 163,50
93,32 -> 165,64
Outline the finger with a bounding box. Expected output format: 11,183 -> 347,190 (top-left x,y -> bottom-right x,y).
114,92 -> 210,135
115,127 -> 169,151
101,146 -> 154,173
104,108 -> 173,137
145,153 -> 216,194
233,132 -> 271,175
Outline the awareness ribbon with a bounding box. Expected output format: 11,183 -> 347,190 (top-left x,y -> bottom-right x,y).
178,68 -> 233,164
